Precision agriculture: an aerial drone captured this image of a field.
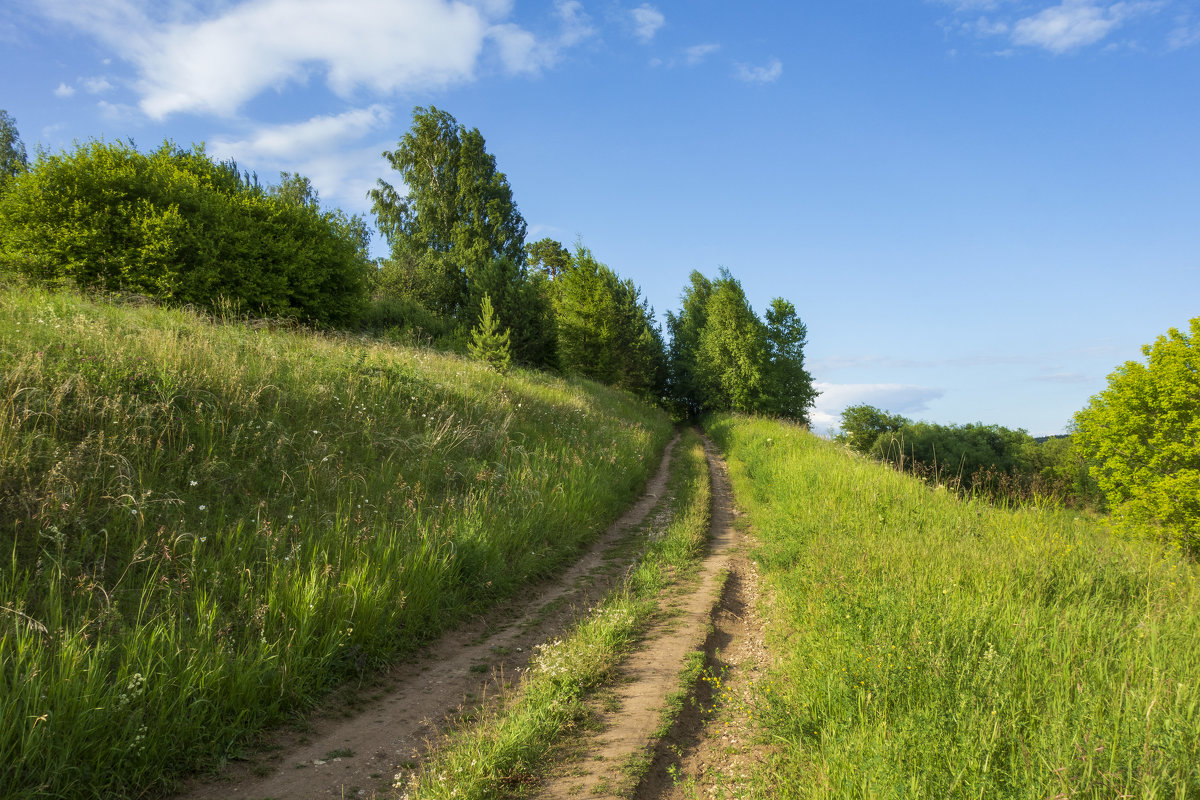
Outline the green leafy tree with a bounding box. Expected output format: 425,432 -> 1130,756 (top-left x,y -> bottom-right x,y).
696,270 -> 768,413
468,293 -> 512,373
370,106 -> 526,320
525,237 -> 573,279
838,405 -> 909,453
0,110 -> 27,192
554,244 -> 662,397
1074,317 -> 1200,551
762,298 -> 818,423
665,271 -> 714,417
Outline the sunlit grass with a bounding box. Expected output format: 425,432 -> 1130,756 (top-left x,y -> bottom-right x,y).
705,413 -> 1200,800
396,430 -> 712,800
0,285 -> 671,799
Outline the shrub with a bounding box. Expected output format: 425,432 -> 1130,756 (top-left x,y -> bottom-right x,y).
0,140 -> 370,324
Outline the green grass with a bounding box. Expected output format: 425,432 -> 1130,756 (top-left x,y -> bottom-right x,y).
394,429 -> 712,800
0,285 -> 671,799
704,413 -> 1200,800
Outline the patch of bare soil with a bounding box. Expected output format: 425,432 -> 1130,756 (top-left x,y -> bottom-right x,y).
536,437 -> 748,800
174,434 -> 679,800
634,554 -> 769,800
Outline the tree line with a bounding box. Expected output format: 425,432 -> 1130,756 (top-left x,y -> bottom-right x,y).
0,107 -> 818,424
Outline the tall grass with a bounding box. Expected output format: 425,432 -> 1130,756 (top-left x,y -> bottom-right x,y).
397,430 -> 713,800
705,414 -> 1200,799
0,286 -> 671,799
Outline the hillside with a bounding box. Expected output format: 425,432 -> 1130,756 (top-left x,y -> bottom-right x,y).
0,284 -> 671,799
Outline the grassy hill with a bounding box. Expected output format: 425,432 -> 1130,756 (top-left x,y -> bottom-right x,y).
705,414 -> 1200,799
0,284 -> 671,799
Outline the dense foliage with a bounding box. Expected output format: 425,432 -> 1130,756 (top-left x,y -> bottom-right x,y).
0,110 -> 27,192
1074,317 -> 1200,552
666,269 -> 816,423
839,404 -> 1098,503
0,140 -> 372,324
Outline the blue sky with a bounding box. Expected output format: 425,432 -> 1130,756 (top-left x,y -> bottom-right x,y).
3,0 -> 1197,435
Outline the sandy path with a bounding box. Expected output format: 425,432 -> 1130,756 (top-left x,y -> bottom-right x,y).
175,434 -> 679,800
536,436 -> 742,800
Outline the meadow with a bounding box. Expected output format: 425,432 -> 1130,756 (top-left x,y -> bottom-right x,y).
0,284 -> 671,799
705,414 -> 1200,799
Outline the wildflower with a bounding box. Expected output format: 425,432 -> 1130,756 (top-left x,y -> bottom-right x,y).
190,480 -> 198,487
199,505 -> 207,511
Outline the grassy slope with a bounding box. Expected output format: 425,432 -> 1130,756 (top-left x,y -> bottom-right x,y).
0,285 -> 671,800
706,414 -> 1200,800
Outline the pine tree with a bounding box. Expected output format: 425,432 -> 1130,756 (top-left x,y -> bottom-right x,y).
468,293 -> 512,373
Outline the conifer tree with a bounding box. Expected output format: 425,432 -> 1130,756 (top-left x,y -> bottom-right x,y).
468,293 -> 512,373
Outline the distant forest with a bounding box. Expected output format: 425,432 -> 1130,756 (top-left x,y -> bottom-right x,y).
0,106 -> 817,424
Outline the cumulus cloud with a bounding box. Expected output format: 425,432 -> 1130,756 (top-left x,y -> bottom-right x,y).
734,58 -> 783,83
53,82 -> 75,98
630,3 -> 664,42
210,106 -> 395,217
210,105 -> 392,161
82,76 -> 114,94
809,382 -> 945,433
30,0 -> 578,119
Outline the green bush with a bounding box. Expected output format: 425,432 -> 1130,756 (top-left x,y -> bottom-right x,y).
1074,317 -> 1200,552
0,140 -> 370,325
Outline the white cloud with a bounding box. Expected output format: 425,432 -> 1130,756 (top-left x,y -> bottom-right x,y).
488,0 -> 596,73
630,3 -> 664,43
211,105 -> 392,161
210,107 -> 395,218
1010,1 -> 1159,53
810,382 -> 945,434
1169,18 -> 1200,49
54,82 -> 75,98
684,42 -> 720,65
82,76 -> 114,94
30,0 -> 570,119
734,58 -> 783,83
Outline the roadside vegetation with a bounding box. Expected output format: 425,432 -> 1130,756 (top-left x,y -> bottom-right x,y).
707,413 -> 1200,799
0,284 -> 671,799
394,429 -> 712,800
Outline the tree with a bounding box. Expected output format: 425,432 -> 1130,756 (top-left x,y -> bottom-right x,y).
0,140 -> 369,324
838,405 -> 909,453
370,106 -> 526,310
525,237 -> 573,280
762,298 -> 818,423
1074,317 -> 1200,552
696,270 -> 768,413
665,271 -> 714,417
0,110 -> 28,192
468,293 -> 512,373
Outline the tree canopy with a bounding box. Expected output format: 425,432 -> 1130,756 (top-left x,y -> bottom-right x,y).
0,110 -> 28,192
0,140 -> 370,324
1074,317 -> 1200,551
666,269 -> 815,424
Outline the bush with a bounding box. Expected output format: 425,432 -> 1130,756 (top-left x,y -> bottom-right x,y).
0,140 -> 370,325
1074,317 -> 1200,552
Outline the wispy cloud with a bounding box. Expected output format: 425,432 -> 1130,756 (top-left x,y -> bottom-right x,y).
81,76 -> 114,94
53,82 -> 75,98
939,0 -> 1170,53
29,0 -> 582,119
685,43 -> 721,65
810,382 -> 945,433
630,3 -> 665,43
210,106 -> 395,213
734,58 -> 783,83
1168,17 -> 1200,48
